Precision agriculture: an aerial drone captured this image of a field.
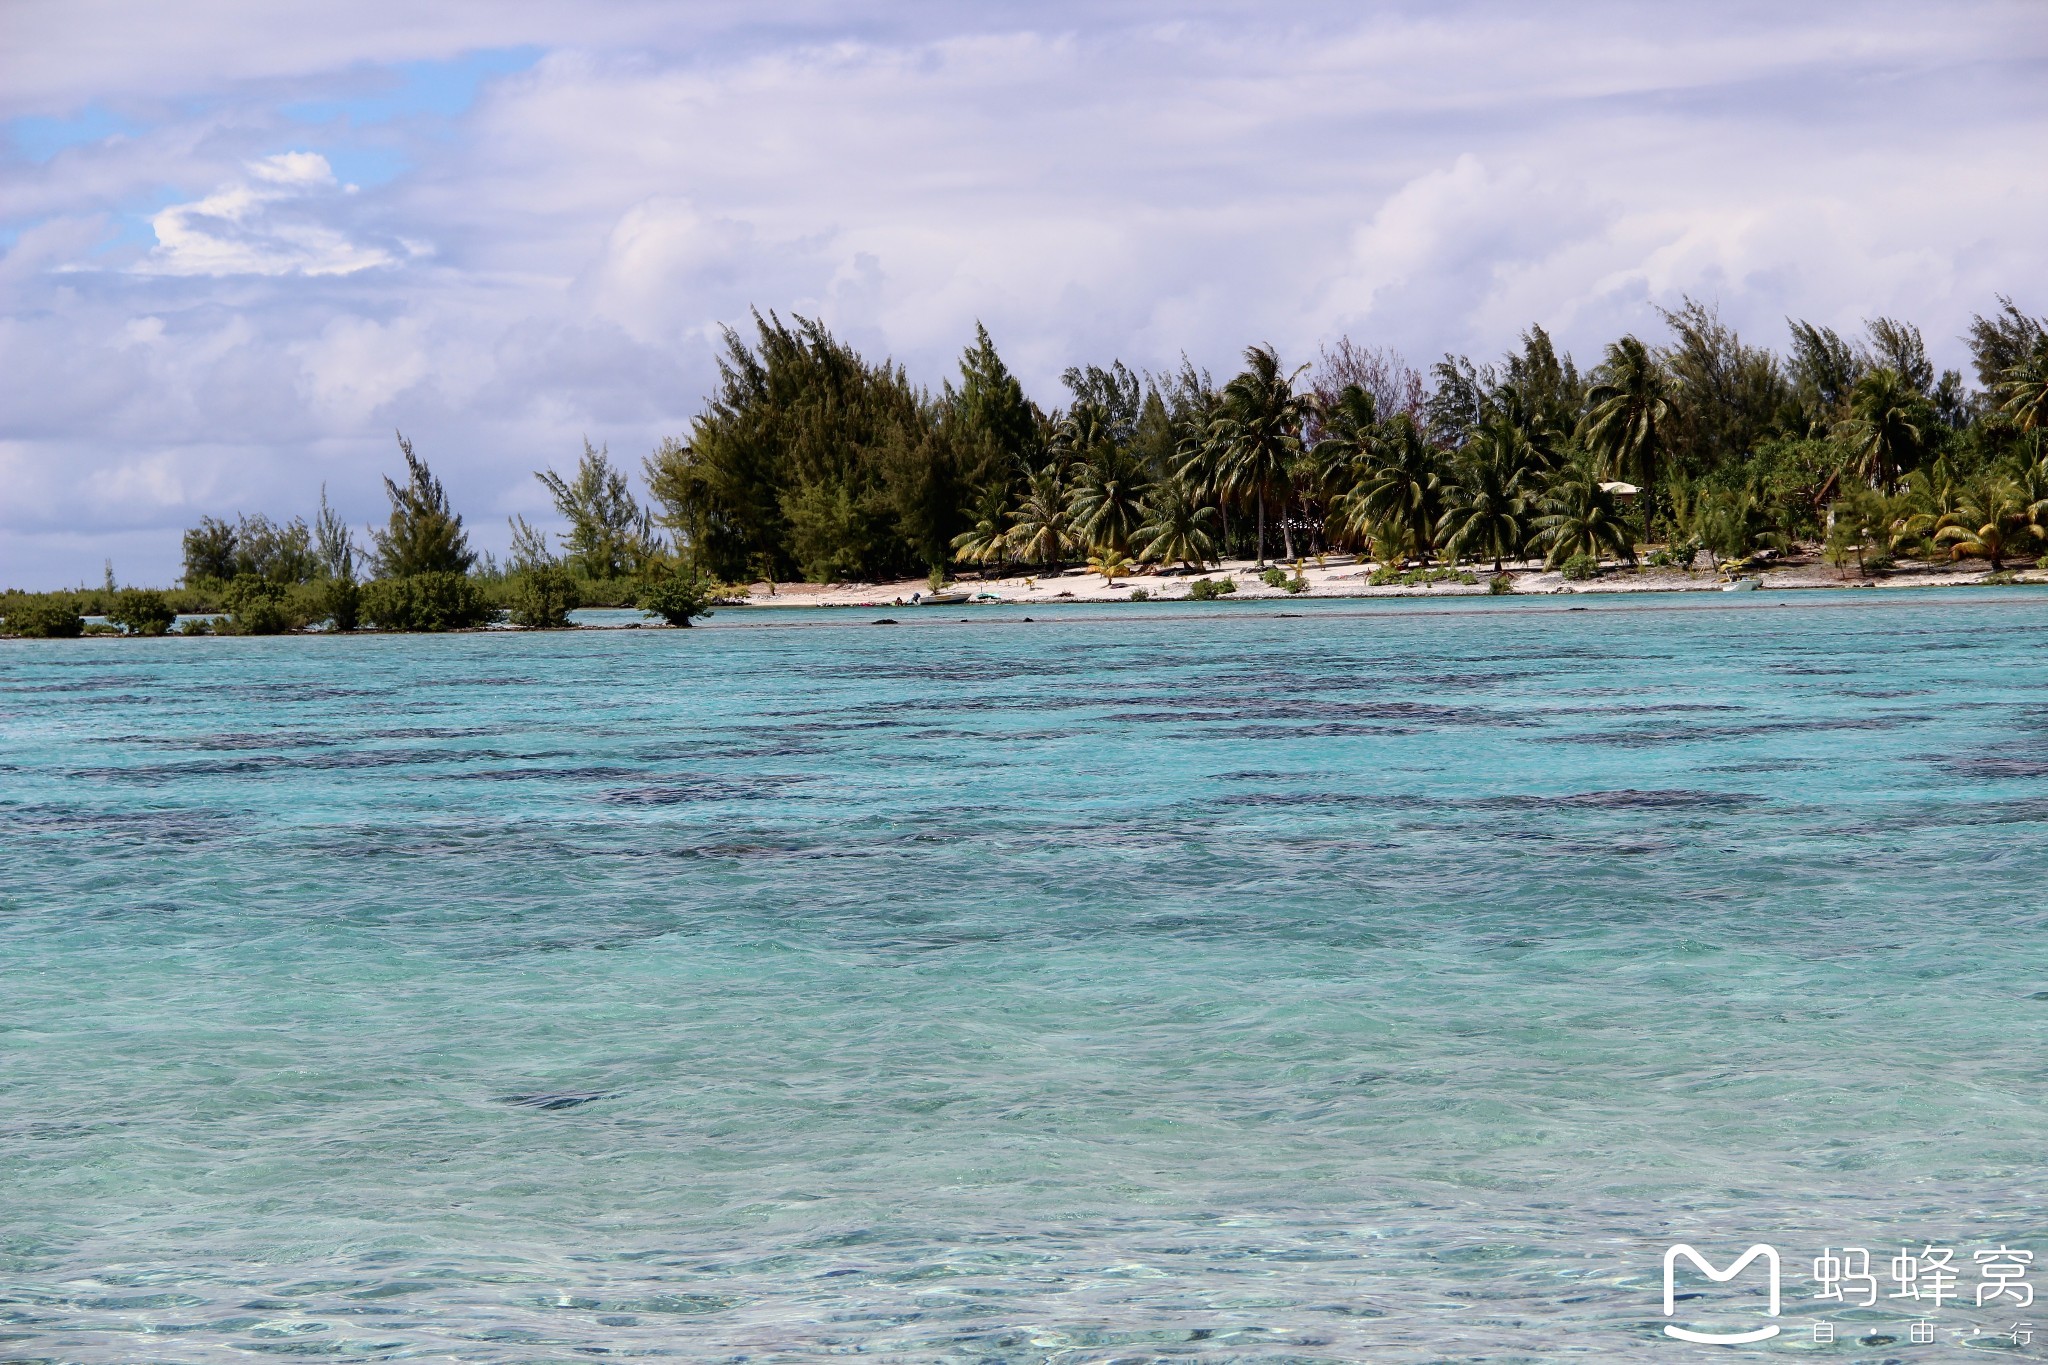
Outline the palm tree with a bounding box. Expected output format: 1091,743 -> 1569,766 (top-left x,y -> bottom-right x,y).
1437,418 -> 1536,571
2010,457 -> 2048,551
1998,335 -> 2048,433
1579,336 -> 1672,503
1691,487 -> 1788,568
1006,469 -> 1075,568
1836,368 -> 1925,493
1069,444 -> 1150,554
1936,478 -> 2034,571
1049,400 -> 1115,479
1133,481 -> 1220,570
1085,547 -> 1133,585
1307,383 -> 1378,515
1211,344 -> 1310,564
948,483 -> 1014,571
1338,413 -> 1442,566
1533,458 -> 1634,568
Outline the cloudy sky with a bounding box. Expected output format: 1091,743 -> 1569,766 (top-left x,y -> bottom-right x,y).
2,0 -> 2044,587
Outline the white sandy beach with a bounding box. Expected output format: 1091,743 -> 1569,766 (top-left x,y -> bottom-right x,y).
727,552 -> 2039,609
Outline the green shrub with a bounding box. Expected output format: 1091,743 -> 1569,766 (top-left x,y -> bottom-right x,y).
1648,540 -> 1701,570
1187,576 -> 1236,601
1128,587 -> 1150,602
221,574 -> 296,635
1861,552 -> 1896,575
1370,565 -> 1477,588
638,565 -> 717,627
320,577 -> 361,632
508,564 -> 579,628
1284,574 -> 1309,594
109,589 -> 176,636
361,572 -> 494,632
1560,553 -> 1600,581
4,594 -> 84,638
1488,573 -> 1515,595
564,576 -> 643,608
1260,566 -> 1290,588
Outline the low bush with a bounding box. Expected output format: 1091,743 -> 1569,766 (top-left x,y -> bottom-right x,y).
109,589 -> 177,636
1488,573 -> 1515,594
1259,566 -> 1290,588
1370,565 -> 1480,587
1559,553 -> 1600,581
361,572 -> 494,632
3,594 -> 84,638
1128,587 -> 1150,602
508,564 -> 579,628
1283,574 -> 1309,594
221,574 -> 297,635
638,565 -> 717,626
316,576 -> 361,632
1187,576 -> 1237,601
1647,540 -> 1701,570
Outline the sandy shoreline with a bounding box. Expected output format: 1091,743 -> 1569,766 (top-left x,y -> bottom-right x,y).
726,553 -> 2041,609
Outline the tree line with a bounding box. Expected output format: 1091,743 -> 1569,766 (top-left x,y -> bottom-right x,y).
4,296 -> 2046,636
655,299 -> 2048,586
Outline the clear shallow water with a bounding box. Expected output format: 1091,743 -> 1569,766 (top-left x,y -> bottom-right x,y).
4,590 -> 2048,1362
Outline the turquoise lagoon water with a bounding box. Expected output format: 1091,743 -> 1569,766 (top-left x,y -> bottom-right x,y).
4,590 -> 2047,1361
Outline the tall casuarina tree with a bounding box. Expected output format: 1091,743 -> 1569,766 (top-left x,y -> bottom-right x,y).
373,432 -> 475,578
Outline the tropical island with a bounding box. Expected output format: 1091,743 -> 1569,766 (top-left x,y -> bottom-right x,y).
4,296 -> 2046,638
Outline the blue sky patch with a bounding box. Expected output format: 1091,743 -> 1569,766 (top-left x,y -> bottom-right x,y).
8,105 -> 143,163
281,47 -> 543,128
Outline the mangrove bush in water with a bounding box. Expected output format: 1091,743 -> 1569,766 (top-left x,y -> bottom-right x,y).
360,572 -> 493,632
3,595 -> 84,638
108,589 -> 176,636
638,564 -> 717,626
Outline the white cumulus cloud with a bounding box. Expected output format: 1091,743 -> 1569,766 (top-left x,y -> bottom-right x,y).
139,152 -> 402,277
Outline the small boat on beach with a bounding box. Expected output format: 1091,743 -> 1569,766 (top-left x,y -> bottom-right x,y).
916,591 -> 972,606
1721,577 -> 1760,592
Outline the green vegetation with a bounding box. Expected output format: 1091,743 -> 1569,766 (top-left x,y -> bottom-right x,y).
222,575 -> 298,635
360,572 -> 492,633
1369,565 -> 1479,587
506,563 -> 578,629
108,589 -> 176,636
638,564 -> 718,627
12,295 -> 2048,640
4,595 -> 84,638
504,516 -> 580,629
